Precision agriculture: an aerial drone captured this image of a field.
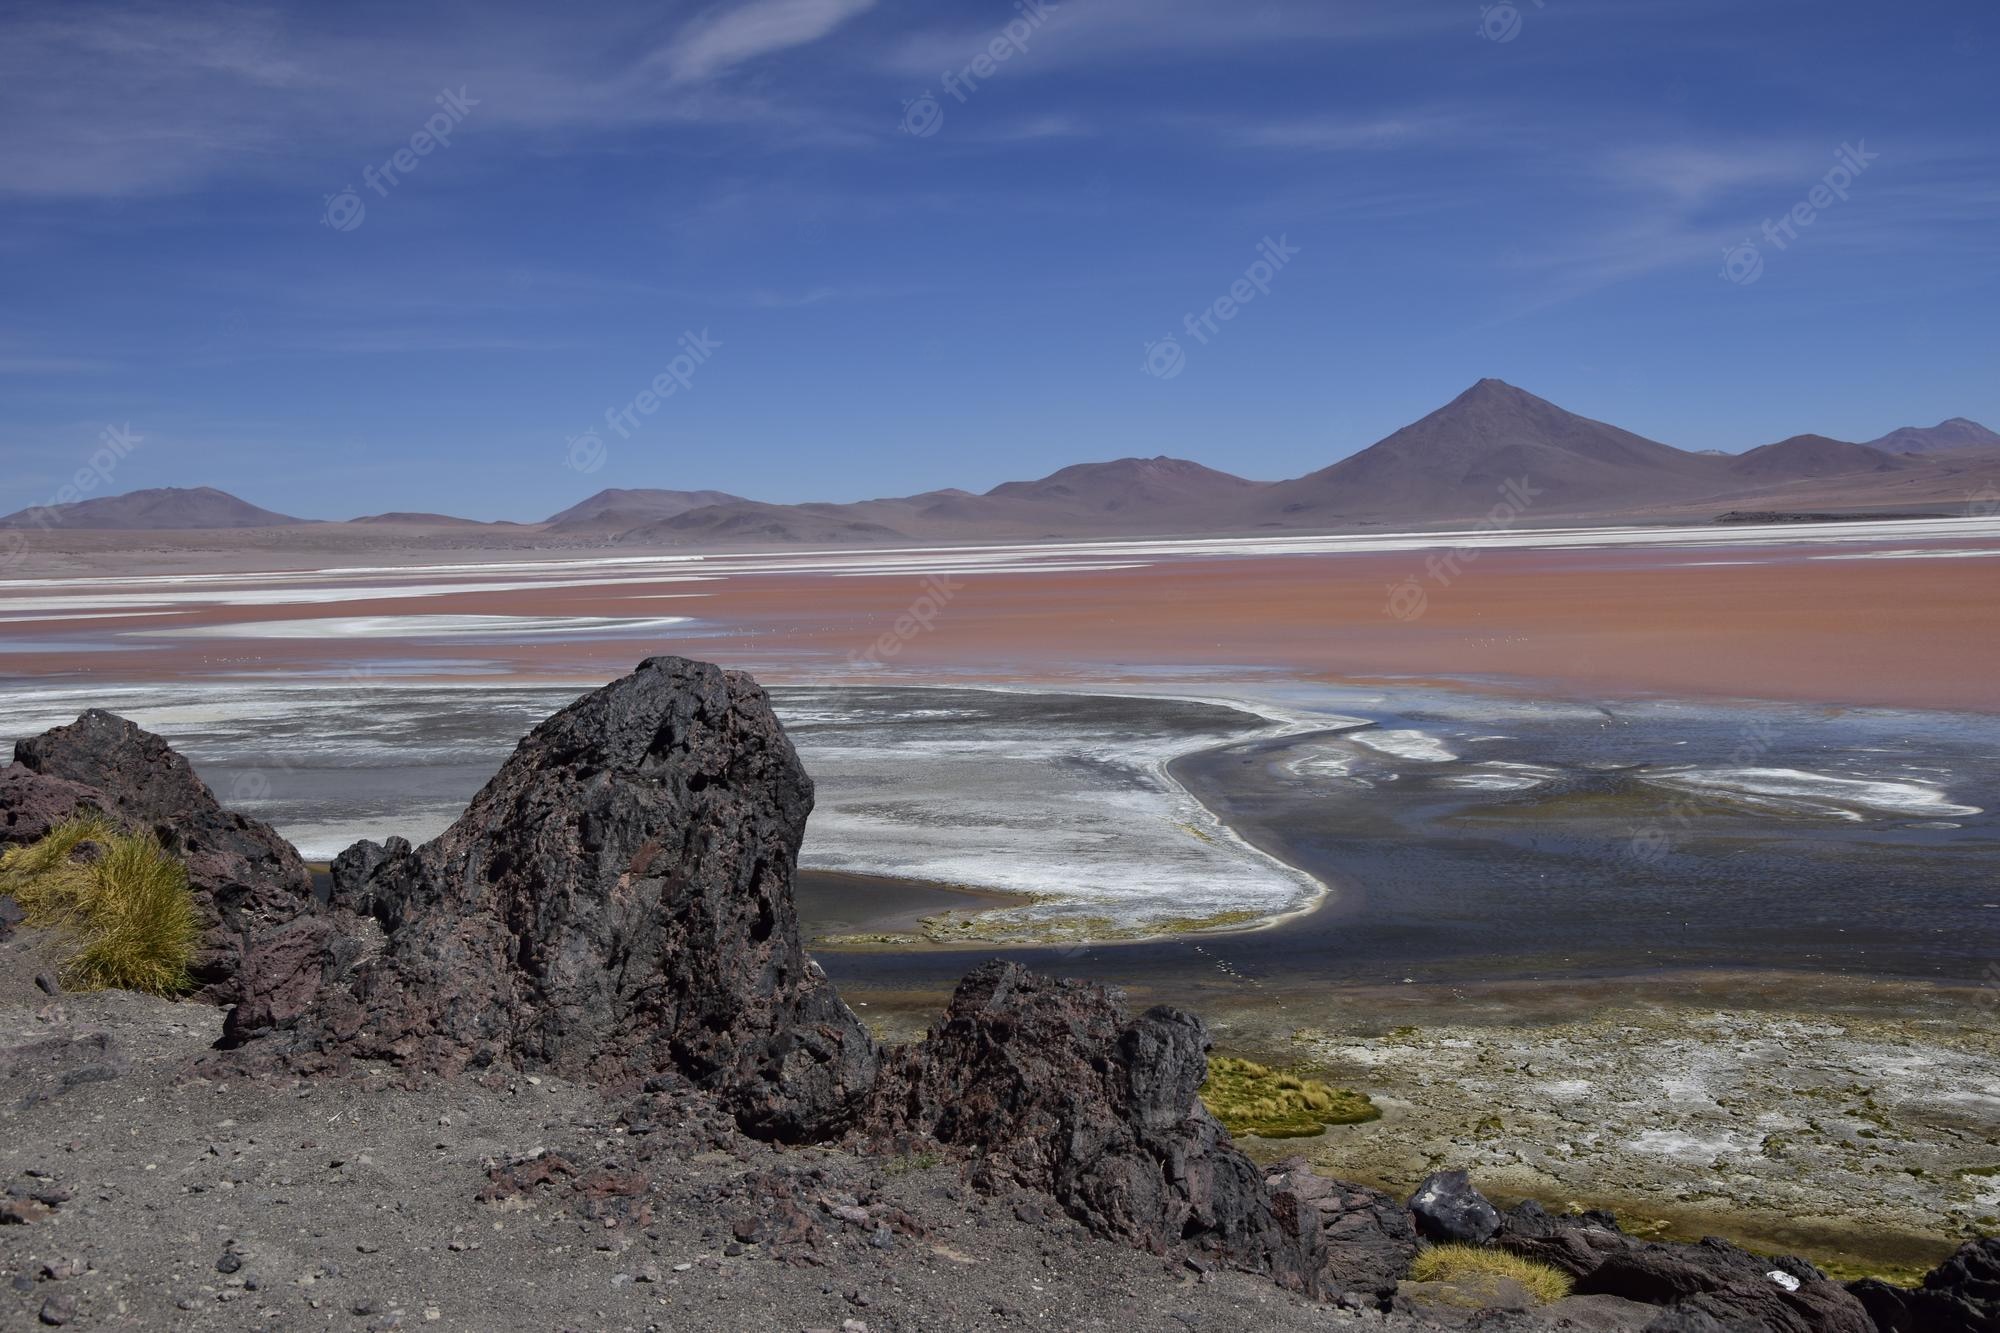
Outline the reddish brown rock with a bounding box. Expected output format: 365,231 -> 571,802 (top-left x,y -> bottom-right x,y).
1574,1235 -> 1873,1332
863,961 -> 1325,1295
0,766 -> 105,851
1848,1238 -> 2000,1333
5,712 -> 313,998
1264,1158 -> 1417,1300
221,656 -> 876,1143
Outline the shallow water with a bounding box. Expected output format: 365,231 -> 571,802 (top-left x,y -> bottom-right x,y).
0,678 -> 1992,995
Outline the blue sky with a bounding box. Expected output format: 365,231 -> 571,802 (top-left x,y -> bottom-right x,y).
2,0 -> 1996,521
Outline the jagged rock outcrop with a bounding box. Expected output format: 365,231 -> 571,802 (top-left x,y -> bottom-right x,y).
1496,1199 -> 1633,1278
0,766 -> 103,850
219,657 -> 877,1143
1492,1199 -> 1879,1330
1573,1235 -> 1874,1332
1264,1158 -> 1417,1301
3,712 -> 313,999
862,961 -> 1325,1295
1848,1237 -> 2000,1332
1409,1168 -> 1500,1245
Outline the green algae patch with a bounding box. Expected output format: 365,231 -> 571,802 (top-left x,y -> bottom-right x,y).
1200,1056 -> 1379,1139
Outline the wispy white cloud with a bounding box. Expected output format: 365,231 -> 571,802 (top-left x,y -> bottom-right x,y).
1222,111 -> 1472,153
0,0 -> 885,200
0,356 -> 114,374
882,0 -> 1452,78
748,287 -> 840,309
1598,144 -> 1815,207
651,0 -> 877,83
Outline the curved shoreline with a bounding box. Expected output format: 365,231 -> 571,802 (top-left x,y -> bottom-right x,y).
797,681 -> 1363,948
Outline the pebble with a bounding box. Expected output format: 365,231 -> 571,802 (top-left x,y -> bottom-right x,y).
38,1294 -> 77,1326
215,1251 -> 242,1275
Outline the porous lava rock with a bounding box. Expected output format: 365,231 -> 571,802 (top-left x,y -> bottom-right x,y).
1264,1157 -> 1418,1301
1573,1234 -> 1873,1332
221,656 -> 876,1142
5,711 -> 313,998
1408,1168 -> 1500,1245
1495,1198 -> 1633,1278
863,960 -> 1325,1295
1847,1237 -> 2000,1333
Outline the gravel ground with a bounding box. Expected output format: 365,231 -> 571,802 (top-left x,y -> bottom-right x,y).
0,932 -> 1497,1333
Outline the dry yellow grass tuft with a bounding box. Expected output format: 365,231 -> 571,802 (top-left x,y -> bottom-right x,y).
1199,1055 -> 1379,1138
0,816 -> 198,996
1408,1244 -> 1574,1304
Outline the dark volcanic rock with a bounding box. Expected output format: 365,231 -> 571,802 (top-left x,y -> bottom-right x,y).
0,766 -> 105,851
1574,1235 -> 1873,1332
5,713 -> 313,998
864,961 -> 1325,1295
1408,1169 -> 1499,1245
1848,1237 -> 2000,1332
1496,1198 -> 1632,1278
1640,1311 -> 1736,1332
1264,1157 -> 1416,1299
223,656 -> 876,1142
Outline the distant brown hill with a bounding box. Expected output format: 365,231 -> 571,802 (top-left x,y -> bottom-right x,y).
349,511 -> 488,526
1726,435 -> 1909,482
607,457 -> 1263,547
0,486 -> 306,530
1247,379 -> 1730,523
543,488 -> 746,532
1866,418 -> 2000,455
986,457 -> 1261,512
20,387 -> 1992,548
625,500 -> 907,545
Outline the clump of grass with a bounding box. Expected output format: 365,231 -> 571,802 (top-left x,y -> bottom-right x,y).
0,816 -> 198,996
1409,1244 -> 1574,1304
1199,1056 -> 1379,1138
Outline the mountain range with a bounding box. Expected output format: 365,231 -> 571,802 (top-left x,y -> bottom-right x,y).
7,382 -> 1996,543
